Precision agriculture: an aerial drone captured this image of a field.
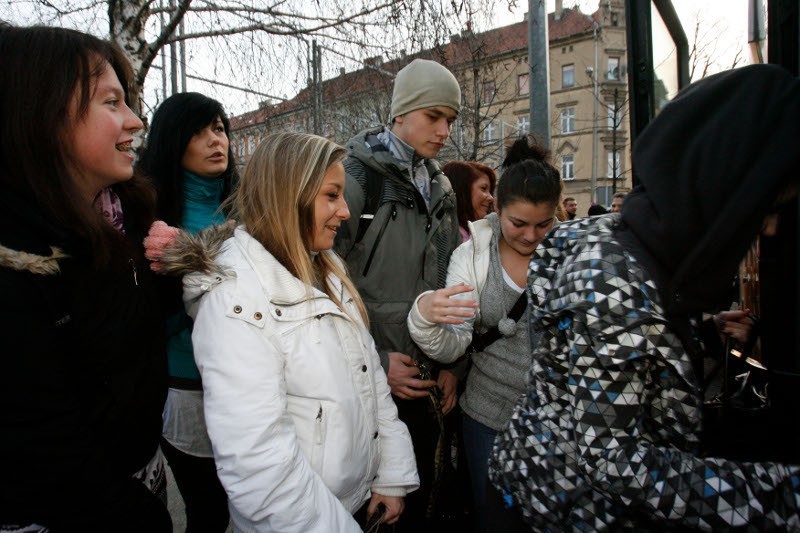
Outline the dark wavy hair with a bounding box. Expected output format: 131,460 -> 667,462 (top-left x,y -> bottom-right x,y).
0,25 -> 155,268
136,92 -> 237,227
497,135 -> 562,210
442,160 -> 497,230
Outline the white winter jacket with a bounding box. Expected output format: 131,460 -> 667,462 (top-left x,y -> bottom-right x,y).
407,217 -> 494,363
184,228 -> 419,532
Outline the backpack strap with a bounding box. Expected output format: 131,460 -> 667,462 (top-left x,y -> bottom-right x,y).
469,291 -> 527,353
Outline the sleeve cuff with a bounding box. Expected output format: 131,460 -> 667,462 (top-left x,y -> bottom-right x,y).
408,290 -> 436,328
371,486 -> 408,498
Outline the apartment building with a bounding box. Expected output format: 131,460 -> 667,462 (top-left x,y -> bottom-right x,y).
230,0 -> 629,209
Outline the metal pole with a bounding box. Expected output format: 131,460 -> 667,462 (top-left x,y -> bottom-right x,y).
612,88 -> 619,193
169,0 -> 178,95
591,22 -> 599,203
179,20 -> 187,92
316,43 -> 323,135
312,40 -> 319,135
528,0 -> 551,148
159,0 -> 167,100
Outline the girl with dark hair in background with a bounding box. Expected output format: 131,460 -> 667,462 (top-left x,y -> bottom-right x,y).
137,92 -> 237,532
443,161 -> 497,243
407,137 -> 562,532
0,26 -> 169,530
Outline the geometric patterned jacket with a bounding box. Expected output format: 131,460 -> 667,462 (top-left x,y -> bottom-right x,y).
489,216 -> 800,531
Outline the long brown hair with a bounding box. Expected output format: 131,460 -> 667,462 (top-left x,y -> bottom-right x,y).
0,25 -> 154,267
227,132 -> 369,324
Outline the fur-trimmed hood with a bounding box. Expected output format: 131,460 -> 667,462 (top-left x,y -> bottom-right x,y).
156,220 -> 240,320
0,243 -> 67,275
157,220 -> 236,278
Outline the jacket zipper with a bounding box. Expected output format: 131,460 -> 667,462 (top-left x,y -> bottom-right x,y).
315,405 -> 323,445
129,258 -> 138,286
419,193 -> 449,282
362,203 -> 396,277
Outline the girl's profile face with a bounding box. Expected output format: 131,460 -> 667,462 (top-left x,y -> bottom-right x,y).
310,161 -> 350,252
498,199 -> 556,256
67,61 -> 143,201
470,173 -> 493,221
181,116 -> 230,179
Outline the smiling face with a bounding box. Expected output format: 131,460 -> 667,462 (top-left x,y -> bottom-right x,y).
499,200 -> 557,256
392,106 -> 457,159
471,173 -> 493,221
67,61 -> 143,202
311,161 -> 350,252
181,116 -> 230,179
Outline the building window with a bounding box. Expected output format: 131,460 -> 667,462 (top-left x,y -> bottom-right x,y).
562,64 -> 575,88
247,136 -> 255,155
482,80 -> 496,105
516,115 -> 529,136
517,73 -> 529,96
561,154 -> 575,180
607,57 -> 620,80
560,108 -> 575,134
483,121 -> 496,142
595,185 -> 614,205
607,151 -> 621,178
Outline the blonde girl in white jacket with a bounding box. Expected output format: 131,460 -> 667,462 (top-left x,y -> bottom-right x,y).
184,132 -> 418,532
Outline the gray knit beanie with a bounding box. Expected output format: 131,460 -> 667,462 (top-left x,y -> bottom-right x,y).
391,59 -> 461,119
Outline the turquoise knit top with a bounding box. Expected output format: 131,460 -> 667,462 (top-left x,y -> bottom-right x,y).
166,171 -> 226,381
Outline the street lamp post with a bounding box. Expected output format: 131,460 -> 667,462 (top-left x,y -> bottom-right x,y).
590,20 -> 600,203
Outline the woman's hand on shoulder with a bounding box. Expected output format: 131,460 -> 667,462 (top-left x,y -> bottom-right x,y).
143,220 -> 181,272
416,283 -> 477,325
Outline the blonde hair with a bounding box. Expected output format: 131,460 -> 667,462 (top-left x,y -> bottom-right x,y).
227,132 -> 368,324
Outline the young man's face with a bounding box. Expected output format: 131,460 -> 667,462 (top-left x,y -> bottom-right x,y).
564,199 -> 578,215
392,106 -> 457,159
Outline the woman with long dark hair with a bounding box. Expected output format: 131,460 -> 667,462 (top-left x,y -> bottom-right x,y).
137,92 -> 237,531
0,26 -> 169,530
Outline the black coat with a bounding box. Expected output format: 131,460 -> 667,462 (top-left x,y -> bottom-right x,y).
0,190 -> 169,531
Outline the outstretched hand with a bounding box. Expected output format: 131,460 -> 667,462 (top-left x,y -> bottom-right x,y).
417,283 -> 478,325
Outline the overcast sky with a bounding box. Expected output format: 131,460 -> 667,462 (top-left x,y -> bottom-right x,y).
1,0 -> 754,117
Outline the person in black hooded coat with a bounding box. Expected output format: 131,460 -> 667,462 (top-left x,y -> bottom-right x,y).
489,64 -> 800,531
0,26 -> 169,531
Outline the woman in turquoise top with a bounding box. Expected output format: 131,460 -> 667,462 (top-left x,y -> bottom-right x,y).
136,92 -> 237,532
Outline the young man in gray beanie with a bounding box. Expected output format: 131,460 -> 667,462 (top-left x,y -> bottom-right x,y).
334,58 -> 463,529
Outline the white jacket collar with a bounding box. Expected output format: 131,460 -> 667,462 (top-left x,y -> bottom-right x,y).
234,227 -> 344,307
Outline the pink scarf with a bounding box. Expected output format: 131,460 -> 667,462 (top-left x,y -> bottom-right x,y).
93,187 -> 125,233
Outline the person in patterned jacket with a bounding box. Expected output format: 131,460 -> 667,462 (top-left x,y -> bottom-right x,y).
490,64 -> 800,531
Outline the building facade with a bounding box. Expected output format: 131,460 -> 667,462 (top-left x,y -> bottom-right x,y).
230,0 -> 630,210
